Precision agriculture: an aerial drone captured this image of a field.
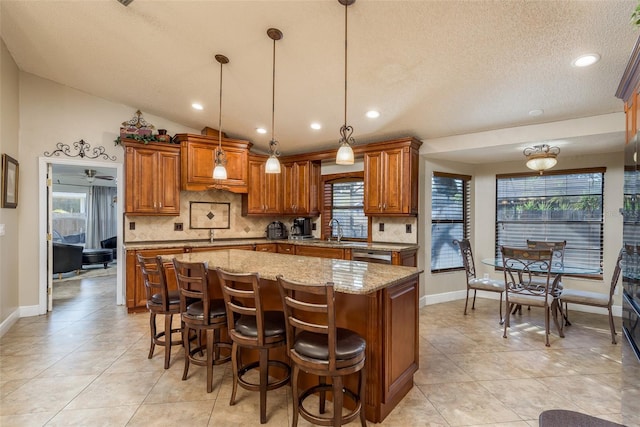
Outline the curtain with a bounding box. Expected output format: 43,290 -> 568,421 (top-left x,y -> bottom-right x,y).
86,186 -> 117,249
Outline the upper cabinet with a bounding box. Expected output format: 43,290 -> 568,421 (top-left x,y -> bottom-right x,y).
174,133 -> 252,193
616,35 -> 640,144
242,155 -> 282,215
282,159 -> 321,216
123,140 -> 180,215
363,137 -> 421,216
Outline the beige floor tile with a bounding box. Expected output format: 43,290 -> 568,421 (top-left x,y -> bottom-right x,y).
414,353 -> 474,385
128,400 -> 215,426
0,412 -> 57,427
536,374 -> 622,417
46,405 -> 138,426
144,363 -> 225,403
379,386 -> 448,426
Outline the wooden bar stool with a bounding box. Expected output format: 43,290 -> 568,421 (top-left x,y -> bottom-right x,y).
277,275 -> 367,427
137,254 -> 182,369
173,259 -> 231,393
216,268 -> 291,424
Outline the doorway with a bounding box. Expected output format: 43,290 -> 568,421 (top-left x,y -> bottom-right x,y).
38,157 -> 124,313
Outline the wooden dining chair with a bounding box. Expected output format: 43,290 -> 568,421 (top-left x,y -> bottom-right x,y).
558,248 -> 623,344
277,275 -> 367,427
501,246 -> 564,347
454,239 -> 505,323
215,267 -> 290,424
137,254 -> 182,369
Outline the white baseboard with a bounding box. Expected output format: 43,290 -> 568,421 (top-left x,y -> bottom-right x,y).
20,304 -> 42,317
420,290 -> 467,307
0,308 -> 20,338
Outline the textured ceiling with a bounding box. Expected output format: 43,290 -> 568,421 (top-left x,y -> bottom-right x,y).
1,0 -> 637,160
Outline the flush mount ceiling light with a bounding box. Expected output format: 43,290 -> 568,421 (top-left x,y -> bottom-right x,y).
310,122 -> 322,130
572,53 -> 600,67
265,28 -> 284,174
336,0 -> 356,165
366,110 -> 380,118
192,103 -> 203,110
523,144 -> 560,174
213,54 -> 229,180
256,127 -> 267,134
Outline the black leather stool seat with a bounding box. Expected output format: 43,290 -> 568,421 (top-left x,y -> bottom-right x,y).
150,290 -> 180,306
235,311 -> 286,337
184,299 -> 227,320
294,328 -> 366,361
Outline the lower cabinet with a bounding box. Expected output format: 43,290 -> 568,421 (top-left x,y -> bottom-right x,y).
392,250 -> 417,267
126,247 -> 184,311
255,243 -> 277,253
294,245 -> 346,259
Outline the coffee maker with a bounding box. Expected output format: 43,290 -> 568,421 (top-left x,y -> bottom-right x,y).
290,217 -> 313,239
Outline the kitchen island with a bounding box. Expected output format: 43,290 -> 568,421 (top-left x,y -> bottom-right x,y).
168,249 -> 422,423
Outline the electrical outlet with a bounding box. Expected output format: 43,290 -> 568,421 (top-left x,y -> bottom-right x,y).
174,223 -> 183,231
129,222 -> 135,230
379,223 -> 384,232
312,223 -> 317,231
406,224 -> 412,233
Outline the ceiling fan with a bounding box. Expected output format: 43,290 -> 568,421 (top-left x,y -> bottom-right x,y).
84,169 -> 115,183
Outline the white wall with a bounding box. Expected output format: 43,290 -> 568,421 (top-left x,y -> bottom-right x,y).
17,72 -> 199,310
0,38 -> 21,331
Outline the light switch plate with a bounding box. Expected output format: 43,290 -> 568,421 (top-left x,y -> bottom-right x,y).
0,224 -> 5,236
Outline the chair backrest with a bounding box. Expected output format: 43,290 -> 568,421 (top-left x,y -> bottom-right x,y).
276,276 -> 339,370
172,258 -> 212,323
215,268 -> 266,345
453,239 -> 476,280
608,248 -> 624,303
500,246 -> 554,297
526,240 -> 566,270
137,254 -> 170,311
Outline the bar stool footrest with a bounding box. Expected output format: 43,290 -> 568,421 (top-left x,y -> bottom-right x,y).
237,360 -> 291,391
298,383 -> 363,426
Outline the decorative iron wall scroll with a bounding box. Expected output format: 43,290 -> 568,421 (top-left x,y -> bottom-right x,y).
44,139 -> 117,161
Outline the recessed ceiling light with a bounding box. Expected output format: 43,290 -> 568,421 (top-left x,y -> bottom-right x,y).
529,109 -> 544,117
572,53 -> 600,67
192,103 -> 203,110
310,123 -> 322,130
366,110 -> 380,119
256,127 -> 267,134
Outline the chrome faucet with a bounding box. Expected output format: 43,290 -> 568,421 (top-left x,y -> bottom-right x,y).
209,229 -> 214,243
328,218 -> 343,242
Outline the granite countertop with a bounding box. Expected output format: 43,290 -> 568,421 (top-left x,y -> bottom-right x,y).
165,249 -> 422,295
124,238 -> 418,253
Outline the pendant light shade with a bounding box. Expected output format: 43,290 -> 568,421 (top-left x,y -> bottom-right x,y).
213,54 -> 229,180
336,0 -> 356,165
265,28 -> 283,174
523,144 -> 560,175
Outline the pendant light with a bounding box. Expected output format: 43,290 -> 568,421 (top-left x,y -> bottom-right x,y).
265,28 -> 283,174
213,54 -> 229,180
336,0 -> 356,165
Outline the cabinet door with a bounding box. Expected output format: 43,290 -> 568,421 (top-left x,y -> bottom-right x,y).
277,243 -> 294,254
157,150 -> 180,214
126,146 -> 159,214
245,159 -> 266,214
293,161 -> 310,214
282,162 -> 297,214
127,248 -> 184,311
264,168 -> 283,214
294,245 -> 344,259
255,243 -> 277,253
181,138 -> 249,193
382,148 -> 404,214
364,152 -> 384,214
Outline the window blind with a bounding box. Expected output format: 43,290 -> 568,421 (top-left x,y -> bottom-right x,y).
331,181 -> 367,239
495,170 -> 604,275
431,173 -> 471,272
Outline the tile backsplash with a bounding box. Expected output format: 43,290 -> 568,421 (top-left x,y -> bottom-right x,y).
125,191 -> 278,242
125,191 -> 418,245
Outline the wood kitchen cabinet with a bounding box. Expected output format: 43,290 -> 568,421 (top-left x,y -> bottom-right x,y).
123,140 -> 180,215
282,160 -> 321,216
255,243 -> 277,253
175,133 -> 252,193
364,137 -> 421,216
294,245 -> 347,260
242,155 -> 282,215
125,247 -> 184,311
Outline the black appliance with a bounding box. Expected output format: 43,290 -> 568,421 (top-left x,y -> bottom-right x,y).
290,217 -> 313,239
266,221 -> 288,240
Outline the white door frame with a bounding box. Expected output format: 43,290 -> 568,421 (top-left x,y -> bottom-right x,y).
38,156 -> 125,313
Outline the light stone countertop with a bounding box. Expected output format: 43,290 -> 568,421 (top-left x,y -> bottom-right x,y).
164,249 -> 422,295
125,238 -> 418,253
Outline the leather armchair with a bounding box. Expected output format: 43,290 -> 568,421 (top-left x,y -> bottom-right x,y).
100,236 -> 117,260
53,243 -> 84,278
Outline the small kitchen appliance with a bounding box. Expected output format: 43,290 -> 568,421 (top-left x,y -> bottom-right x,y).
266,221 -> 288,240
290,217 -> 313,239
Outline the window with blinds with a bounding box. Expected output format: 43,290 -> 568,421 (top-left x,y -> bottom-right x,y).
321,173 -> 368,241
623,167 -> 639,246
496,169 -> 604,277
431,173 -> 471,272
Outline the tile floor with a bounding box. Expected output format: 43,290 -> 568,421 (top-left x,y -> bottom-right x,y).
1,274 -> 639,426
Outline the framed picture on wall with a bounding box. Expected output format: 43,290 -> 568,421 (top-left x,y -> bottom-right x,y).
1,154 -> 19,208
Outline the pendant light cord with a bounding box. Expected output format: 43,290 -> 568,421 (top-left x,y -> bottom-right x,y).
218,60 -> 223,152
344,0 -> 348,128
271,36 -> 276,143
